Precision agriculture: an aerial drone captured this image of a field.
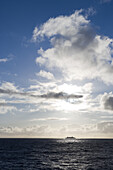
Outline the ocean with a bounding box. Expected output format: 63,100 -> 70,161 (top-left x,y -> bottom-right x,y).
0,138 -> 113,170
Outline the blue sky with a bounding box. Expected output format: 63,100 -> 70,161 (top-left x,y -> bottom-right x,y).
0,0 -> 113,138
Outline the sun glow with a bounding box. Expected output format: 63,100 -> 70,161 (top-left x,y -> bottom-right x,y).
53,99 -> 88,112
50,83 -> 90,112
58,83 -> 83,95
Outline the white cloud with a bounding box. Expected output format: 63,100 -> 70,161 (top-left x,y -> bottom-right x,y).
0,105 -> 17,114
0,82 -> 19,92
29,81 -> 93,95
56,82 -> 93,95
58,122 -> 113,138
36,70 -> 54,80
27,82 -> 94,112
0,80 -> 90,113
33,9 -> 88,40
36,55 -> 46,65
0,54 -> 14,63
30,117 -> 69,121
33,10 -> 113,84
0,121 -> 113,138
101,115 -> 113,119
0,58 -> 9,63
0,125 -> 53,137
97,122 -> 113,134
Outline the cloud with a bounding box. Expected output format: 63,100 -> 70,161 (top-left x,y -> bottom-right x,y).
0,105 -> 17,114
0,81 -> 85,113
0,82 -> 19,91
0,58 -> 9,63
0,121 -> 113,138
38,92 -> 83,99
0,88 -> 27,97
101,92 -> 113,111
33,10 -> 113,84
0,88 -> 83,100
30,117 -> 68,121
0,54 -> 14,63
104,96 -> 113,110
33,9 -> 88,40
29,81 -> 93,96
0,81 -> 83,103
36,70 -> 54,80
101,115 -> 113,119
59,122 -> 113,138
28,82 -> 93,112
0,102 -> 9,106
97,122 -> 113,133
0,125 -> 53,137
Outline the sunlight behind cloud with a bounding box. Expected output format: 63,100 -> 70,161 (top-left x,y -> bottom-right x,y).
52,99 -> 88,112
1,0 -> 113,140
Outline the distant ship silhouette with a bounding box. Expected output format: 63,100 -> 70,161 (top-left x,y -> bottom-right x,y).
65,136 -> 76,140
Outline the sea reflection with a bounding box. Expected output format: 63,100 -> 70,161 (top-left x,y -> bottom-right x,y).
0,138 -> 113,169
56,138 -> 85,143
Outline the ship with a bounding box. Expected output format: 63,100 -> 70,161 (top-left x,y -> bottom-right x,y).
65,136 -> 76,140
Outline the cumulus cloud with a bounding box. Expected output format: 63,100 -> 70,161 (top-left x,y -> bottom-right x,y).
0,82 -> 19,91
101,92 -> 113,111
104,97 -> 113,110
33,9 -> 88,40
36,70 -> 54,80
33,10 -> 113,84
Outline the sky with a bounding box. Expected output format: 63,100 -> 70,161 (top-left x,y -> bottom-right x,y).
0,0 -> 113,138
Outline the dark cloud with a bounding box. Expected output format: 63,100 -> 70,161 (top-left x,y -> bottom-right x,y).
0,103 -> 9,106
38,92 -> 83,99
0,88 -> 83,100
0,88 -> 27,96
103,96 -> 113,110
72,26 -> 96,50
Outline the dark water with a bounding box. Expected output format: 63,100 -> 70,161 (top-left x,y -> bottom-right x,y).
0,139 -> 113,170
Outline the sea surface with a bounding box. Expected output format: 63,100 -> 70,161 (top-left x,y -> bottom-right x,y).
0,138 -> 113,170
